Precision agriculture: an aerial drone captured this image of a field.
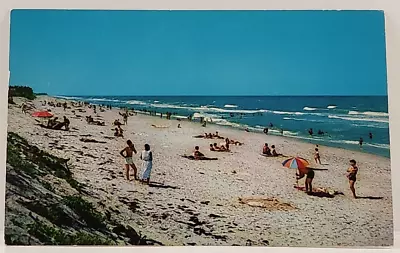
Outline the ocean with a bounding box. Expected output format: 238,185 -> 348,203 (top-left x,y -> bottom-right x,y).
56,95 -> 390,158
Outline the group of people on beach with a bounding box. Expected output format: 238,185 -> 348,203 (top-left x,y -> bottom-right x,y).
119,140 -> 153,184
35,99 -> 363,197
295,144 -> 359,198
262,143 -> 285,157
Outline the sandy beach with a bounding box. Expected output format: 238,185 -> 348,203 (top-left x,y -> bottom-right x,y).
6,96 -> 393,247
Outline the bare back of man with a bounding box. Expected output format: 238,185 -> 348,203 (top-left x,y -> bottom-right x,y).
120,140 -> 138,181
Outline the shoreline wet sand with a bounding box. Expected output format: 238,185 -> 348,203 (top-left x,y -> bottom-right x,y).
6,95 -> 393,247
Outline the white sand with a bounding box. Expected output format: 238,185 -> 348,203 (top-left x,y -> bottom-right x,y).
6,96 -> 393,247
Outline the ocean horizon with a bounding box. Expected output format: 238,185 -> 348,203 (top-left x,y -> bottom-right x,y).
54,95 -> 390,158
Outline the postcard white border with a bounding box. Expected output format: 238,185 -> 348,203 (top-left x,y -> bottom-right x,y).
1,0 -> 399,253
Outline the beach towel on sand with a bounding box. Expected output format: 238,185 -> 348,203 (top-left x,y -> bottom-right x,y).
141,150 -> 153,180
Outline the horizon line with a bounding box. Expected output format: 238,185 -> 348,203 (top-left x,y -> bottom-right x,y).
51,94 -> 389,97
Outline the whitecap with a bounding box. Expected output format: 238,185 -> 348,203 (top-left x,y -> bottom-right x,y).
303,107 -> 317,111
348,111 -> 388,117
328,115 -> 389,123
224,104 -> 238,108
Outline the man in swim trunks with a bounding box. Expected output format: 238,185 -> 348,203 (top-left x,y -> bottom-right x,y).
120,140 -> 138,181
305,168 -> 314,193
347,159 -> 358,198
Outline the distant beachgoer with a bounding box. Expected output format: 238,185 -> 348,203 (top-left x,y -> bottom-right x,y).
314,148 -> 321,164
21,103 -> 27,114
308,128 -> 313,136
120,140 -> 138,181
245,128 -> 250,132
193,146 -> 205,158
369,132 -> 373,139
118,125 -> 124,137
63,116 -> 70,131
305,168 -> 315,193
271,145 -> 283,157
347,159 -> 358,198
178,124 -> 181,128
140,144 -> 153,184
202,121 -> 207,127
263,128 -> 269,135
359,137 -> 364,147
269,123 -> 274,128
123,113 -> 128,125
213,143 -> 221,151
210,144 -> 216,151
263,143 -> 272,156
114,128 -> 121,137
63,102 -> 67,111
280,129 -> 284,135
317,130 -> 324,135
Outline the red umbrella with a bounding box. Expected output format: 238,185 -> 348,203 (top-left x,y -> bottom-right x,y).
32,111 -> 54,118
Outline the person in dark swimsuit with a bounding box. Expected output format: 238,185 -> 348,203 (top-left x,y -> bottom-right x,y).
359,138 -> 364,147
369,132 -> 373,140
263,128 -> 269,135
305,168 -> 315,193
347,159 -> 358,198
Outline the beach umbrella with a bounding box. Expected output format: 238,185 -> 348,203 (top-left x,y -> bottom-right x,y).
32,111 -> 53,118
282,157 -> 309,170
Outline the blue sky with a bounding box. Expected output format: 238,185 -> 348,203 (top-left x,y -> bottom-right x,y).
9,10 -> 387,96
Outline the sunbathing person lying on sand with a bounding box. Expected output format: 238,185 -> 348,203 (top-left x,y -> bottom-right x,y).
212,142 -> 230,152
228,139 -> 243,146
151,124 -> 170,128
182,146 -> 218,160
212,131 -> 225,139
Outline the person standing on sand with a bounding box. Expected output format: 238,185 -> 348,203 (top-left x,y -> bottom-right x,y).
120,140 -> 138,181
347,159 -> 358,198
140,144 -> 153,184
314,148 -> 321,164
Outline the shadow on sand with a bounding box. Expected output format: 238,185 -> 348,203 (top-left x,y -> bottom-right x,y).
356,196 -> 383,200
148,182 -> 179,189
308,167 -> 329,171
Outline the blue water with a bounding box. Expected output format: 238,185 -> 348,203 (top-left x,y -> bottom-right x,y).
56,95 -> 390,158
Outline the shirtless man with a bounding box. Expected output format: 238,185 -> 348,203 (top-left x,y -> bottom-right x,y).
263,143 -> 272,156
347,159 -> 359,198
120,140 -> 138,181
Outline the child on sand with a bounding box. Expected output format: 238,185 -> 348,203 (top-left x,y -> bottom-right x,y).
120,140 -> 138,181
140,144 -> 153,184
314,148 -> 321,164
347,159 -> 358,198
